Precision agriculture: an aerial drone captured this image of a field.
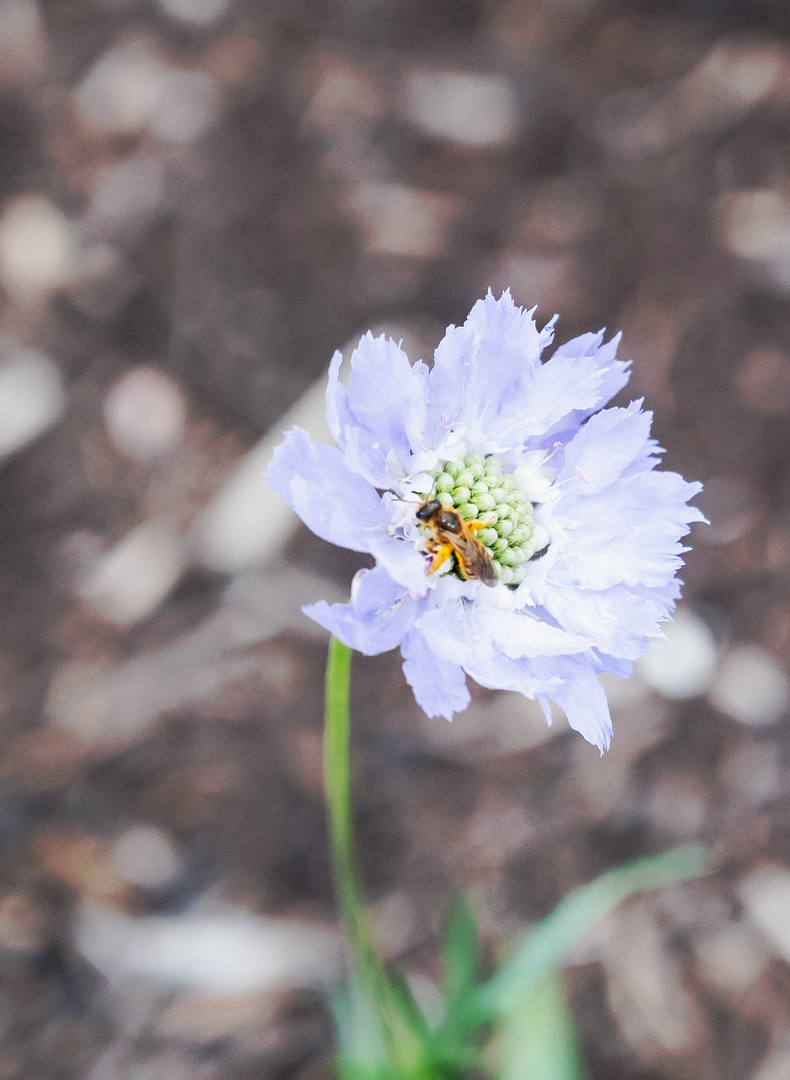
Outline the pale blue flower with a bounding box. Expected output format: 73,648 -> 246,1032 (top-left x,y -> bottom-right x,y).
268,290 -> 704,750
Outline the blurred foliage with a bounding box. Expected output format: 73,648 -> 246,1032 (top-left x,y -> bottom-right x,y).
331,845 -> 711,1080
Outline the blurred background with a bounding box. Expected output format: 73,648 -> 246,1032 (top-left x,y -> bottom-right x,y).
1,0 -> 790,1077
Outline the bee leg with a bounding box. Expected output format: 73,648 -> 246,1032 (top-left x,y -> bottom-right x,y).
469,519 -> 487,533
428,543 -> 455,575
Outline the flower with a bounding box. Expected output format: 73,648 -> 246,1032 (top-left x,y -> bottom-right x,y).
268,290 -> 704,751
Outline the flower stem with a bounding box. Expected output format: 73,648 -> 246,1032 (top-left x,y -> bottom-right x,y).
323,636 -> 392,1020
324,636 -> 366,955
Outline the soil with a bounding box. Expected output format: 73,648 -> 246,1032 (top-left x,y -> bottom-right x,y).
1,1 -> 790,1078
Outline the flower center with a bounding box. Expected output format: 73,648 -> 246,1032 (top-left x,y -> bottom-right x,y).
420,452 -> 547,586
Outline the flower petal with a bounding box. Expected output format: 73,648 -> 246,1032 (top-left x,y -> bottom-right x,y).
267,427 -> 386,552
326,349 -> 355,448
539,661 -> 613,752
426,291 -> 609,451
552,450 -> 705,591
568,469 -> 705,534
327,351 -> 392,488
549,330 -> 630,421
403,360 -> 431,457
347,333 -> 428,468
559,402 -> 654,494
561,524 -> 691,590
303,566 -> 417,655
536,585 -> 669,660
419,597 -> 591,668
501,352 -> 605,446
401,629 -> 470,721
555,477 -> 704,593
462,650 -> 563,697
369,534 -> 432,596
425,290 -> 544,448
327,337 -> 430,486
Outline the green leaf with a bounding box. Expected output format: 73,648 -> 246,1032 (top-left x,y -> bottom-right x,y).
330,975 -> 390,1075
384,967 -> 432,1044
495,972 -> 585,1080
480,844 -> 712,1016
392,896 -> 489,1079
331,968 -> 440,1080
428,895 -> 488,1061
442,894 -> 480,1009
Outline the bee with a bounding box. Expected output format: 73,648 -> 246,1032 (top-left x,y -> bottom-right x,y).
416,499 -> 498,587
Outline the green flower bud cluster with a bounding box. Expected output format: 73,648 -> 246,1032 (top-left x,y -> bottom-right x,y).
421,452 -> 547,586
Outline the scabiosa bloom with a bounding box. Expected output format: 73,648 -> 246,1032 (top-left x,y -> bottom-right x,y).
268,291 -> 703,751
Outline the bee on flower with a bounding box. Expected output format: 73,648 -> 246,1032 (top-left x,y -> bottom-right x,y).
268,290 -> 704,751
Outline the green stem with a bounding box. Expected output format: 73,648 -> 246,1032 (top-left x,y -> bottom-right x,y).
324,636 -> 432,1077
323,636 -> 392,1019
324,636 -> 367,958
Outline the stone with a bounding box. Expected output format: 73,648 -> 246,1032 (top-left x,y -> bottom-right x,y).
710,647 -> 790,726
740,865 -> 790,962
637,607 -> 717,699
401,69 -> 518,146
103,367 -> 187,461
0,349 -> 63,458
347,182 -> 459,259
601,906 -> 704,1055
0,197 -> 74,299
74,902 -> 340,993
695,924 -> 770,996
79,518 -> 186,627
111,826 -> 181,890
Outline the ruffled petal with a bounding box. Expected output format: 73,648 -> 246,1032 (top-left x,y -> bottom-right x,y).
327,337 -> 430,486
303,566 -> 418,656
558,402 -> 654,494
536,584 -> 669,661
466,652 -> 613,751
500,352 -> 605,447
425,290 -> 608,451
336,424 -> 394,489
267,427 -> 386,552
369,535 -> 432,596
560,524 -> 690,591
539,660 -> 613,752
420,606 -> 613,751
422,323 -> 468,450
326,350 -> 355,447
403,360 -> 431,457
401,629 -> 470,721
419,596 -> 591,669
425,290 -> 545,448
566,469 -> 706,534
327,350 -> 392,488
553,466 -> 704,593
546,329 -> 630,433
347,334 -> 428,468
462,650 -> 563,697
636,576 -> 683,617
594,654 -> 635,679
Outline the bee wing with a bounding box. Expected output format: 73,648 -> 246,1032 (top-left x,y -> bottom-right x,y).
467,547 -> 499,586
452,529 -> 498,587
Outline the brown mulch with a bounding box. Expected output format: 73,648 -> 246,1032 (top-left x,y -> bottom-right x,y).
0,1 -> 789,1078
